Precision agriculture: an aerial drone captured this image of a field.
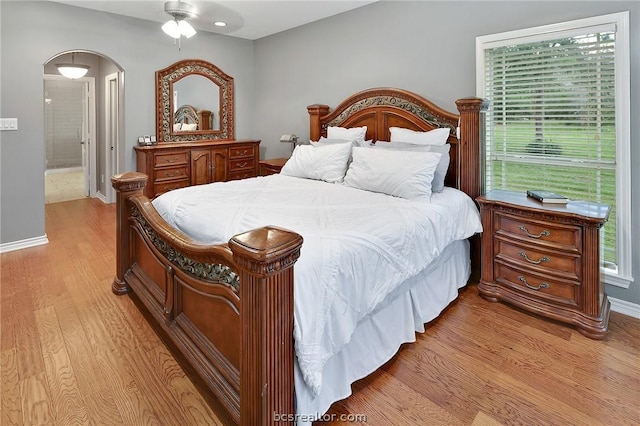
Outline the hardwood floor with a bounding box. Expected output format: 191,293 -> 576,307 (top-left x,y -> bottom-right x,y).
1,198 -> 638,425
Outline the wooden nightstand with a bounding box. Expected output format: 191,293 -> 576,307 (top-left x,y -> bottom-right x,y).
259,158 -> 288,176
476,190 -> 611,339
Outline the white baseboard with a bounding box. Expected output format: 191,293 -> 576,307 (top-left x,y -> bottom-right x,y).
0,235 -> 49,253
609,297 -> 640,319
96,192 -> 108,203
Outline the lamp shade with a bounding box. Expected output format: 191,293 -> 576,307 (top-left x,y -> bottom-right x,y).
56,53 -> 90,79
162,20 -> 181,38
57,65 -> 90,79
178,20 -> 196,38
163,18 -> 196,39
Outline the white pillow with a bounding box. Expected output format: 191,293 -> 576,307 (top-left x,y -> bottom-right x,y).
343,147 -> 442,199
327,126 -> 367,144
280,142 -> 352,183
310,136 -> 372,148
389,127 -> 450,145
309,137 -> 351,146
371,141 -> 450,193
181,122 -> 197,131
173,123 -> 182,132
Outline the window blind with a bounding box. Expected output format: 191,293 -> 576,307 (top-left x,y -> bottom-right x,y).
483,27 -> 618,264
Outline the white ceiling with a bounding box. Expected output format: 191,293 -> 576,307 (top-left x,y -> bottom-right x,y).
49,1 -> 378,40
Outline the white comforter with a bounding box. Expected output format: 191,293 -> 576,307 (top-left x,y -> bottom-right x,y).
152,174 -> 482,397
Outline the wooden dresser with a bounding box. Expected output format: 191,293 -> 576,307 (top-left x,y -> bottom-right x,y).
135,140 -> 260,198
476,190 -> 611,339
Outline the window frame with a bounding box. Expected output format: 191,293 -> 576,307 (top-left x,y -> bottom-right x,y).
476,12 -> 632,288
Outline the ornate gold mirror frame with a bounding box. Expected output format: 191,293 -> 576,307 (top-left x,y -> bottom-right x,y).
156,59 -> 234,142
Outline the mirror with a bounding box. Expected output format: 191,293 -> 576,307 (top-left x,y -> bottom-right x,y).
174,75 -> 219,131
156,59 -> 234,142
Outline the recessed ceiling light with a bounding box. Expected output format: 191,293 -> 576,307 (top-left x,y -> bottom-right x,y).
214,21 -> 227,27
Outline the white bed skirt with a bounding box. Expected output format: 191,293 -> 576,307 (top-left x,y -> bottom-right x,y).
294,239 -> 470,423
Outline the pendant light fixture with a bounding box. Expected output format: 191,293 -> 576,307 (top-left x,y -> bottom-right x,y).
56,52 -> 90,79
162,1 -> 197,50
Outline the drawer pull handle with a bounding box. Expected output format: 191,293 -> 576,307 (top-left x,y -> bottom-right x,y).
239,150 -> 248,155
165,158 -> 176,163
518,251 -> 550,265
518,225 -> 550,239
236,161 -> 248,168
165,172 -> 176,177
518,276 -> 550,291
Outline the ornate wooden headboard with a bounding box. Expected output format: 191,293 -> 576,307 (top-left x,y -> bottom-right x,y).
307,88 -> 486,200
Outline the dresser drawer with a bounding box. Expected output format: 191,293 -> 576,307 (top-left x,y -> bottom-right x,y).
229,145 -> 255,159
154,179 -> 189,196
228,170 -> 257,181
229,157 -> 255,172
154,166 -> 189,182
496,213 -> 581,253
155,151 -> 189,167
495,239 -> 581,280
495,261 -> 578,307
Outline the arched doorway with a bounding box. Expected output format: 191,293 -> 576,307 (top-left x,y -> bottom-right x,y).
43,50 -> 124,204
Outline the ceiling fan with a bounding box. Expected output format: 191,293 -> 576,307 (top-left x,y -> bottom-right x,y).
162,1 -> 197,41
161,1 -> 229,49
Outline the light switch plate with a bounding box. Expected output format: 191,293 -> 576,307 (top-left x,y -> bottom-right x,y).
0,118 -> 18,131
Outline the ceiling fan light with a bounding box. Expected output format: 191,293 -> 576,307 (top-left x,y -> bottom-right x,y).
162,19 -> 181,38
178,20 -> 196,38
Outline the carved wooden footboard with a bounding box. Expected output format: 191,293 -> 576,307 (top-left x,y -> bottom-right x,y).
111,172 -> 302,425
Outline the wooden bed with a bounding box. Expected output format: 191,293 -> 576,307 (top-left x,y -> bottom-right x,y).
111,88 -> 486,425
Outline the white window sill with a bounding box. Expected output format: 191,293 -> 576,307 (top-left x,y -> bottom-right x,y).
604,269 -> 634,289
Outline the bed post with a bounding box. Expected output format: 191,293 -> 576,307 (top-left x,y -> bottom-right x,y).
307,104 -> 330,141
455,97 -> 487,200
229,226 -> 303,426
455,98 -> 487,281
111,172 -> 148,295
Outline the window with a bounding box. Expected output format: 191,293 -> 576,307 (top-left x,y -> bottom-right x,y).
476,12 -> 632,288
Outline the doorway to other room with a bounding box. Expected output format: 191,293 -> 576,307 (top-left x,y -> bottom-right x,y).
43,75 -> 93,203
43,50 -> 124,205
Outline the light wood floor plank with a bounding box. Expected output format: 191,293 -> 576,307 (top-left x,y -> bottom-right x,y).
328,368 -> 466,426
13,307 -> 45,381
19,372 -> 53,425
120,347 -> 191,425
146,344 -> 223,425
34,305 -> 89,424
92,346 -> 162,425
1,348 -> 23,426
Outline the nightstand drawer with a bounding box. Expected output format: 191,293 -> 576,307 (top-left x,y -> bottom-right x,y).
495,239 -> 581,280
495,262 -> 578,307
496,213 -> 581,253
154,166 -> 189,182
229,145 -> 255,159
155,152 -> 189,167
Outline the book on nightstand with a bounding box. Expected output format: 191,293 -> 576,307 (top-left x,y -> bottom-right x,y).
526,190 -> 569,204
